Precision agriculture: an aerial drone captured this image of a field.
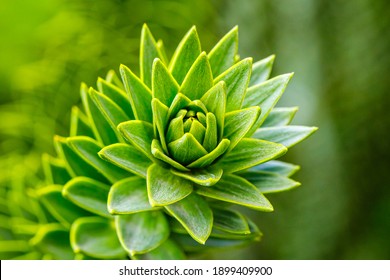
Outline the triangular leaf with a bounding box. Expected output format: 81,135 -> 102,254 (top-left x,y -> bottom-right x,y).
244,73 -> 294,136
70,217 -> 126,259
262,107 -> 298,127
120,64 -> 153,122
200,81 -> 226,140
62,177 -> 111,218
168,133 -> 208,165
223,106 -> 261,152
188,138 -> 230,168
67,136 -> 132,184
171,166 -> 223,187
38,186 -> 91,228
180,52 -> 213,100
249,160 -> 300,177
140,24 -> 163,88
54,136 -> 108,183
167,93 -> 192,119
165,193 -> 212,244
97,77 -> 134,119
117,120 -> 154,160
151,139 -> 189,171
217,138 -> 287,173
208,26 -> 238,77
89,88 -> 129,128
240,171 -> 300,193
99,143 -> 151,178
214,58 -> 252,112
147,164 -> 193,206
80,83 -> 118,145
108,177 -> 156,214
212,207 -> 250,234
169,26 -> 201,84
151,98 -> 169,153
249,55 -> 275,87
116,211 -> 169,256
202,113 -> 218,152
69,106 -> 94,138
152,58 -> 179,106
196,174 -> 273,211
253,125 -> 318,148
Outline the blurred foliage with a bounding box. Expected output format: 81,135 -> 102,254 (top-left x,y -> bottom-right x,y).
1,0 -> 389,259
216,0 -> 390,259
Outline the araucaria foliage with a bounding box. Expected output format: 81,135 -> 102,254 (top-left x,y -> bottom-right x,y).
30,25 -> 316,259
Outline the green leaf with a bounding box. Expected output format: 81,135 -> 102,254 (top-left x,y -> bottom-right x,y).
217,138 -> 287,173
70,217 -> 126,259
196,174 -> 273,211
244,73 -> 294,136
188,139 -> 230,168
30,224 -> 74,260
89,88 -> 129,128
253,126 -> 318,148
117,120 -> 154,160
168,133 -> 208,165
240,171 -> 300,193
214,58 -> 252,112
38,185 -> 91,228
202,113 -> 218,152
165,193 -> 212,244
99,143 -> 151,178
97,77 -> 134,119
167,93 -> 192,119
171,166 -> 223,187
249,55 -> 275,87
80,83 -> 118,145
67,136 -> 132,184
156,39 -> 169,65
180,52 -> 213,100
62,177 -> 111,218
208,26 -> 238,77
212,207 -> 250,234
169,26 -> 201,84
223,106 -> 261,152
151,139 -> 189,172
147,164 -> 193,206
151,98 -> 169,153
108,177 -> 155,214
166,115 -> 185,143
105,69 -> 124,89
189,120 -> 206,144
69,106 -> 94,138
42,154 -> 71,185
120,64 -> 153,122
116,211 -> 169,256
134,239 -> 186,260
54,136 -> 107,182
249,160 -> 300,177
152,58 -> 179,106
140,24 -> 163,88
262,107 -> 298,127
211,218 -> 262,240
201,81 -> 226,139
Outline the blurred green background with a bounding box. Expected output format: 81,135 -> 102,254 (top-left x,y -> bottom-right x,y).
1,0 -> 389,259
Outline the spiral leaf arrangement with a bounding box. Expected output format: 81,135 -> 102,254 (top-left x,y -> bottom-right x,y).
5,25 -> 316,259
